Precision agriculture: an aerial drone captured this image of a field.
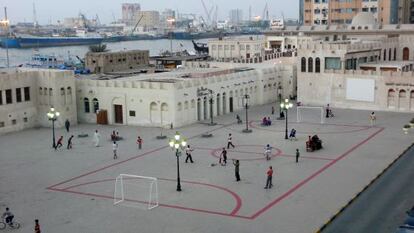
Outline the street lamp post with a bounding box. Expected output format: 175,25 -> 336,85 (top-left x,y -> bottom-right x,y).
242,94 -> 252,133
280,98 -> 293,139
169,132 -> 187,192
208,90 -> 216,126
47,107 -> 60,148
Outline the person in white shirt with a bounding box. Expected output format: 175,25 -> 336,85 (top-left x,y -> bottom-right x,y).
185,145 -> 194,163
227,133 -> 235,149
370,112 -> 376,126
112,141 -> 118,159
264,144 -> 272,161
94,130 -> 101,147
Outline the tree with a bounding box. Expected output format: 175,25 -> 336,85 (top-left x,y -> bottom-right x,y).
89,43 -> 108,53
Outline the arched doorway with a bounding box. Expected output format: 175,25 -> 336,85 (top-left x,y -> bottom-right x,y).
216,94 -> 221,116
203,97 -> 208,120
161,103 -> 169,126
150,102 -> 159,124
399,90 -> 407,110
403,47 -> 410,61
197,98 -> 202,121
222,92 -> 227,114
387,89 -> 396,109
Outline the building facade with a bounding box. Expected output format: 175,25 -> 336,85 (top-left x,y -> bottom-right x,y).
229,9 -> 243,26
122,3 -> 141,25
296,35 -> 414,111
0,69 -> 77,135
301,0 -> 409,25
85,50 -> 149,74
134,11 -> 160,29
208,38 -> 266,60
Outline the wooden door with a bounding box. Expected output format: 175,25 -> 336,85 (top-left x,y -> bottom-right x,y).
114,105 -> 123,124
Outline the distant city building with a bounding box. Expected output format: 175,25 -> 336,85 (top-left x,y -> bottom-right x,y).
300,0 -> 411,25
161,9 -> 176,26
85,50 -> 149,74
122,3 -> 141,25
216,20 -> 229,30
134,11 -> 160,29
229,9 -> 243,26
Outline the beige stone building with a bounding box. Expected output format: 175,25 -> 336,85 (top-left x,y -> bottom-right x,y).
208,37 -> 266,61
85,50 -> 149,74
134,11 -> 160,29
0,69 -> 77,135
296,35 -> 414,112
300,0 -> 411,25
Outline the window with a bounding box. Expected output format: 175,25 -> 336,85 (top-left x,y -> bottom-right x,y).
12,119 -> 16,125
0,122 -> 4,127
84,98 -> 90,113
315,58 -> 321,73
92,98 -> 99,113
60,87 -> 65,96
129,110 -> 136,117
16,88 -> 22,103
49,88 -> 53,96
5,89 -> 12,104
0,90 -> 2,105
24,87 -> 30,101
325,57 -> 341,70
23,117 -> 28,123
308,57 -> 313,72
301,57 -> 306,72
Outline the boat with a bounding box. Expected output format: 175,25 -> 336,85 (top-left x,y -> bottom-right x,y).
0,34 -> 103,48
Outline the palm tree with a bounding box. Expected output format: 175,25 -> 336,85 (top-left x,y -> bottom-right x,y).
89,43 -> 108,53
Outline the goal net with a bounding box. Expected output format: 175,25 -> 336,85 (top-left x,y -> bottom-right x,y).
297,106 -> 324,124
114,174 -> 159,210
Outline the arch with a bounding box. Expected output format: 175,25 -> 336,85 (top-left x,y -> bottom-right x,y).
149,102 -> 160,124
410,91 -> 414,110
197,98 -> 202,121
387,89 -> 396,109
66,87 -> 72,104
161,103 -> 169,126
399,89 -> 408,110
67,87 -> 72,95
60,87 -> 65,96
84,97 -> 90,113
203,97 -> 208,120
92,98 -> 99,113
216,93 -> 221,116
308,57 -> 313,72
403,47 -> 410,61
301,57 -> 306,72
39,87 -> 43,95
315,57 -> 321,73
222,92 -> 227,114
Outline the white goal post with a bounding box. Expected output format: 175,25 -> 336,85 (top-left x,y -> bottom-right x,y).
297,106 -> 325,124
114,174 -> 159,210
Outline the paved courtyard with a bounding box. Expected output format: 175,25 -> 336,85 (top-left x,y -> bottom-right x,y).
0,103 -> 413,233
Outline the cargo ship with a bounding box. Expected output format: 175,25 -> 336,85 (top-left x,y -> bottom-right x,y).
0,34 -> 103,48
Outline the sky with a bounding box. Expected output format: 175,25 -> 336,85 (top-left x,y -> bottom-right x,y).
2,0 -> 299,25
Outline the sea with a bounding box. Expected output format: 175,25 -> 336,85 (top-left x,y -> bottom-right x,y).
0,39 -> 208,67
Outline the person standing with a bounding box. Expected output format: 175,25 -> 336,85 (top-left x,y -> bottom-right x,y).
271,106 -> 275,115
264,144 -> 272,161
185,145 -> 194,163
264,166 -> 273,189
67,135 -> 74,149
227,133 -> 235,149
55,136 -> 63,150
34,219 -> 41,233
112,141 -> 118,159
233,159 -> 240,181
94,130 -> 100,147
326,104 -> 330,118
296,148 -> 300,163
220,147 -> 227,165
370,112 -> 376,126
65,119 -> 70,132
136,136 -> 143,150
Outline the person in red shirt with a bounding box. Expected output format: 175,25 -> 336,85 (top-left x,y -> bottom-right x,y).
136,136 -> 143,150
264,166 -> 273,189
55,136 -> 63,150
34,219 -> 41,233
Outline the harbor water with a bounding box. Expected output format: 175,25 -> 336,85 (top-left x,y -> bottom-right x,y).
0,39 -> 207,67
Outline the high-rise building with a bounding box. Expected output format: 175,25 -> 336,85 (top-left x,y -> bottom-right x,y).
134,11 -> 160,29
229,9 -> 243,25
301,0 -> 410,26
122,3 -> 141,25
